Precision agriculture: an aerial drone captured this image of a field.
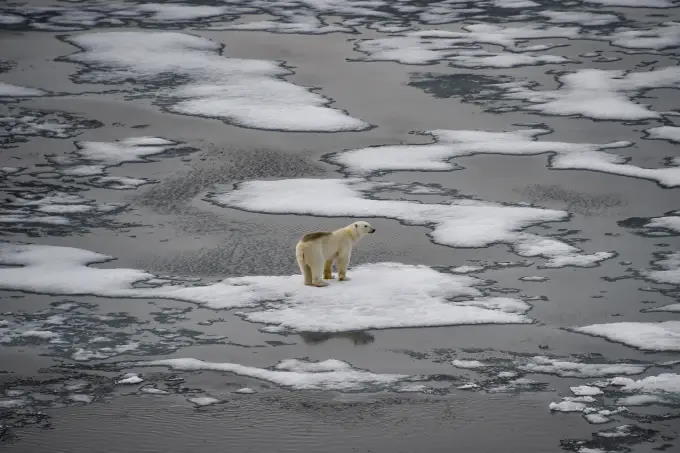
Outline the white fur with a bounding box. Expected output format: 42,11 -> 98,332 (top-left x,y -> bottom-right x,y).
295,221 -> 375,287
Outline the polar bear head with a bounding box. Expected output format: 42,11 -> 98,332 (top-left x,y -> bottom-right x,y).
351,221 -> 376,237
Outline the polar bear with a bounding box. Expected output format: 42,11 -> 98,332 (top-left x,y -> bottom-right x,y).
295,221 -> 376,287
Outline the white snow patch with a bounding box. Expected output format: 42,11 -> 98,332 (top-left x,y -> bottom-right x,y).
69,394 -> 94,403
330,128 -> 680,187
646,125 -> 680,143
0,82 -> 45,97
450,265 -> 485,274
614,373 -> 680,393
452,359 -> 488,369
64,32 -> 368,132
20,330 -> 59,340
502,67 -> 680,120
188,396 -> 221,406
356,24 -> 579,65
0,244 -> 531,332
539,11 -> 619,26
616,394 -> 669,406
519,356 -> 647,377
644,252 -> 680,285
74,137 -> 177,166
211,178 -> 613,266
606,22 -> 680,50
574,321 -> 680,351
116,373 -> 144,385
571,385 -> 603,396
140,358 -> 408,391
234,387 -> 256,394
549,400 -> 587,412
585,0 -> 674,8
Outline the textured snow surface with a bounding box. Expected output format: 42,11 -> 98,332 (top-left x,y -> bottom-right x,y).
0,243 -> 532,332
503,67 -> 680,120
140,358 -> 409,391
518,356 -> 647,377
0,82 -> 45,97
211,178 -> 614,267
574,321 -> 680,351
63,32 -> 368,132
330,128 -> 680,187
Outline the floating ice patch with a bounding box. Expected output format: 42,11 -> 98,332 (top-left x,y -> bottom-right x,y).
0,244 -> 532,331
613,373 -> 680,393
501,67 -> 680,120
452,359 -> 489,369
210,178 -> 613,267
138,358 -> 409,391
604,22 -> 680,50
329,128 -> 680,187
573,321 -> 680,351
74,137 -> 178,166
234,387 -> 256,394
0,108 -> 101,143
549,400 -> 587,412
644,252 -> 680,285
355,24 -> 579,65
584,0 -> 675,8
0,82 -> 45,97
646,125 -> 680,143
539,11 -> 619,26
616,394 -> 670,406
116,373 -> 144,385
63,31 -> 368,132
571,385 -> 604,396
518,356 -> 647,377
188,396 -> 221,407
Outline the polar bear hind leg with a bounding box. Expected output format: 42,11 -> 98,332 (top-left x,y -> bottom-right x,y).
324,259 -> 333,280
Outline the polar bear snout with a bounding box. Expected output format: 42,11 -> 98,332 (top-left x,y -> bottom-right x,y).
369,227 -> 376,233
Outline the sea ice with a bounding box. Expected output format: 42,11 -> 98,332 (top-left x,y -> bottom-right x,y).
519,356 -> 647,377
116,373 -> 144,385
539,11 -> 619,26
0,82 -> 45,97
355,24 -> 579,65
188,396 -> 221,406
329,128 -> 680,187
501,67 -> 680,120
646,125 -> 680,143
549,400 -> 587,412
644,252 -> 680,285
571,385 -> 604,396
0,244 -> 532,332
574,321 -> 680,351
613,373 -> 680,393
63,32 -> 368,132
605,22 -> 680,50
451,359 -> 488,369
140,358 -> 409,391
211,178 -> 614,266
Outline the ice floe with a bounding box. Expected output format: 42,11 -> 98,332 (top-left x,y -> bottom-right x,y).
138,358 -> 409,391
518,356 -> 647,377
646,125 -> 680,143
604,22 -> 680,50
549,400 -> 588,412
613,373 -> 680,393
501,67 -> 680,120
571,385 -> 604,396
0,108 -> 101,144
0,82 -> 45,97
539,11 -> 620,26
329,128 -> 680,187
188,396 -> 221,407
644,252 -> 680,285
0,243 -> 533,332
355,24 -> 579,65
63,31 -> 368,132
574,321 -> 680,351
116,373 -> 144,385
211,178 -> 614,267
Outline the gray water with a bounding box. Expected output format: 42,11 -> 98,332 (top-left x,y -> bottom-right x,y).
1,1 -> 680,452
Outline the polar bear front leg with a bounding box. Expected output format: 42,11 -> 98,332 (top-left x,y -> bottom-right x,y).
337,251 -> 351,281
